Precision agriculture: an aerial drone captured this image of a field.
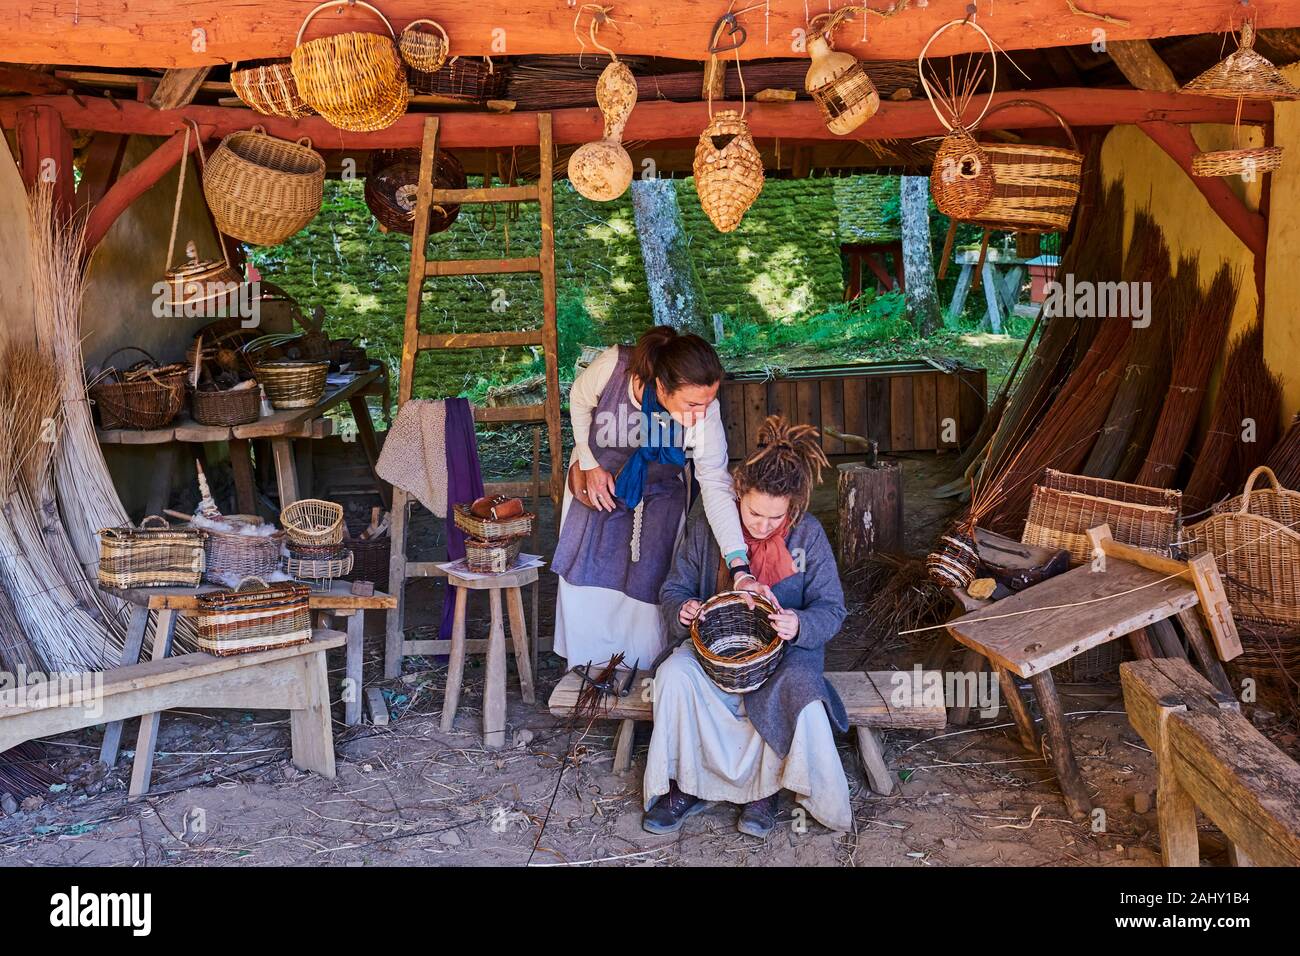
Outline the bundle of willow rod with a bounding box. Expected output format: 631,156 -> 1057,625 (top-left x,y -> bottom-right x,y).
1265,413 -> 1300,490
1133,264 -> 1240,489
0,743 -> 60,800
1182,318 -> 1282,514
842,553 -> 947,668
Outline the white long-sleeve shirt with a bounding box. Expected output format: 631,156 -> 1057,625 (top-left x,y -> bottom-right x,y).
568,345 -> 748,563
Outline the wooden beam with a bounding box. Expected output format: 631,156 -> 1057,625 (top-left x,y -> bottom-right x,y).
15,104 -> 73,220
0,63 -> 68,94
1137,120 -> 1269,262
76,131 -> 128,210
149,67 -> 212,110
1107,39 -> 1179,93
4,2 -> 1300,66
0,90 -> 1272,152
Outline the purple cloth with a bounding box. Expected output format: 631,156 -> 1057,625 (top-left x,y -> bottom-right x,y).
440,398 -> 485,640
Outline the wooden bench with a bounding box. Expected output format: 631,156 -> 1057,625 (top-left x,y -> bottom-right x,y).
0,631 -> 344,797
548,669 -> 945,794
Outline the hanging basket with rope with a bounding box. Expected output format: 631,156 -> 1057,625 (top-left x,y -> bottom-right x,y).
805,10 -> 879,136
694,12 -> 764,233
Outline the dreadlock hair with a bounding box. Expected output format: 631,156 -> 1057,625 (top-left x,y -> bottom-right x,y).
733,416 -> 830,524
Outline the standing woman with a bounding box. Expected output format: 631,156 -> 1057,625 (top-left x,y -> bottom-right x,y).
552,326 -> 768,668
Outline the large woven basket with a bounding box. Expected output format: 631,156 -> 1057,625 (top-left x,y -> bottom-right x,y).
254,360 -> 329,409
1185,466 -> 1300,627
365,148 -> 466,235
1225,619 -> 1300,715
464,536 -> 523,574
281,498 -> 345,546
408,55 -> 508,101
694,110 -> 765,234
203,517 -> 285,584
290,0 -> 409,132
98,516 -> 205,589
965,100 -> 1083,234
89,347 -> 188,430
452,502 -> 534,542
1023,470 -> 1181,565
230,58 -> 315,118
190,382 -> 261,427
195,576 -> 312,657
203,127 -> 325,246
690,592 -> 785,694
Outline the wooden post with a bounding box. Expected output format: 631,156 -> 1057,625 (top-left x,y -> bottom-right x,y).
15,104 -> 73,221
836,460 -> 903,565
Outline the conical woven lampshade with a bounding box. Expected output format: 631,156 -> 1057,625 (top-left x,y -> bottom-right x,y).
1182,21 -> 1300,101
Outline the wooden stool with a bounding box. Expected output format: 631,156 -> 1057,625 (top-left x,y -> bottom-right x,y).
441,565 -> 537,747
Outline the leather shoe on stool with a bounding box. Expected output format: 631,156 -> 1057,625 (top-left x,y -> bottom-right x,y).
737,793 -> 780,838
642,781 -> 709,834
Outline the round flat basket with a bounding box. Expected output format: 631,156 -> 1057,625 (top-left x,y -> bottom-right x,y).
365,148 -> 466,235
230,58 -> 315,118
690,591 -> 784,694
1191,146 -> 1283,179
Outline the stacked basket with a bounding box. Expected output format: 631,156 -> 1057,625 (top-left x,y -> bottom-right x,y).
282,499 -> 352,587
203,515 -> 285,584
452,503 -> 533,574
195,577 -> 312,657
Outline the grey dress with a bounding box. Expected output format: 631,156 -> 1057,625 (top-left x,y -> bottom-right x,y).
657,510 -> 849,757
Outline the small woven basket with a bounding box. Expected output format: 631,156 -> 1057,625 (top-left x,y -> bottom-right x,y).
254,360 -> 329,409
691,592 -> 785,694
195,576 -> 312,657
926,530 -> 980,588
1182,21 -> 1300,102
407,55 -> 508,101
1023,469 -> 1181,565
190,383 -> 261,427
1191,146 -> 1283,179
230,58 -> 315,118
464,536 -> 523,574
89,347 -> 188,430
203,517 -> 285,584
693,110 -> 765,234
932,127 -> 994,219
398,18 -> 449,73
452,502 -> 534,541
97,516 -> 206,589
203,127 -> 325,246
281,498 -> 345,547
284,546 -> 354,584
290,0 -> 409,132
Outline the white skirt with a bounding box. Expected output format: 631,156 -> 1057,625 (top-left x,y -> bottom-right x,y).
642,645 -> 853,832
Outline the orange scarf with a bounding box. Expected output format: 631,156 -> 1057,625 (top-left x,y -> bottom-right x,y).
742,512 -> 796,587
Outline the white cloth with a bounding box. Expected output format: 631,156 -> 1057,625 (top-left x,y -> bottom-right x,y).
375,399 -> 448,517
568,345 -> 747,562
642,645 -> 853,832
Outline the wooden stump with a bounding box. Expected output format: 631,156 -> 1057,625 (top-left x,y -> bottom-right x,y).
837,460 -> 903,565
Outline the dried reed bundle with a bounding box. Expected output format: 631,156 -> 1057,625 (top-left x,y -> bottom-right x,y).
1265,413 -> 1300,490
0,743 -> 60,800
841,553 -> 947,667
1182,318 -> 1282,513
1133,264 -> 1239,488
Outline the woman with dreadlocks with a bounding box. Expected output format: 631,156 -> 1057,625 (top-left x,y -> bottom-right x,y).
642,416 -> 851,837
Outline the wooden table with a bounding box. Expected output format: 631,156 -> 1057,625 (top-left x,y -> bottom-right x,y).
947,250 -> 1032,332
96,363 -> 389,515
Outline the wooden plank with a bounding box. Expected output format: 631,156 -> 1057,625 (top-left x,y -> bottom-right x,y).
842,376 -> 867,445
820,379 -> 845,455
537,112 -> 564,512
1108,39 -> 1179,93
429,184 -> 538,204
743,382 -> 768,456
767,379 -> 795,422
720,382 -> 746,456
366,686 -> 390,726
912,373 -> 938,451
109,581 -> 396,611
233,366 -> 381,439
149,67 -> 212,110
425,256 -> 540,277
473,403 -> 547,423
935,371 -> 961,449
418,329 -> 543,349
958,368 -> 986,446
866,376 -> 891,452
795,380 -> 821,437
889,374 -> 913,451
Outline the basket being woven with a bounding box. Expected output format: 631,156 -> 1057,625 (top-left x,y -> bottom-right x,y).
690,591 -> 785,694
195,576 -> 312,657
89,347 -> 188,430
281,498 -> 345,547
203,127 -> 325,246
230,58 -> 315,118
1191,146 -> 1283,179
1023,470 -> 1181,565
365,148 -> 466,235
254,360 -> 329,409
693,110 -> 765,234
98,516 -> 205,589
453,502 -> 534,541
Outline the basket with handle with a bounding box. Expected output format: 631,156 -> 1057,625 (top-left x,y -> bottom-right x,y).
88,347 -> 189,430
202,126 -> 325,246
281,498 -> 345,546
398,18 -> 450,73
195,576 -> 312,657
690,591 -> 785,694
1184,466 -> 1300,627
452,502 -> 534,541
203,516 -> 285,584
290,0 -> 409,132
97,515 -> 206,589
230,58 -> 316,118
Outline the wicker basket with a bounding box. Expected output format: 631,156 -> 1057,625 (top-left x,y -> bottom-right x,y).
926,530 -> 980,588
694,110 -> 765,234
932,127 -> 995,219
284,546 -> 354,583
195,576 -> 312,657
408,55 -> 508,101
1182,21 -> 1300,102
203,517 -> 285,584
98,516 -> 206,589
190,382 -> 261,427
254,360 -> 329,409
1023,470 -> 1181,565
1191,146 -> 1283,179
691,592 -> 785,694
230,58 -> 315,118
452,502 -> 534,541
398,18 -> 449,73
290,0 -> 409,132
345,536 -> 391,590
464,536 -> 523,574
805,21 -> 879,135
89,348 -> 188,430
365,148 -> 466,235
1185,466 -> 1300,627
1225,619 -> 1300,715
203,127 -> 325,246
281,498 -> 345,546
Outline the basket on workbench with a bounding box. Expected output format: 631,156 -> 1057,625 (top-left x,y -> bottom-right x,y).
203,516 -> 285,584
97,516 -> 206,589
190,382 -> 261,427
452,502 -> 534,541
1022,469 -> 1181,565
88,347 -> 189,430
203,127 -> 326,246
195,576 -> 312,657
283,542 -> 354,586
230,58 -> 316,118
281,498 -> 345,547
464,536 -> 524,574
343,516 -> 390,591
252,360 -> 329,409
691,592 -> 784,694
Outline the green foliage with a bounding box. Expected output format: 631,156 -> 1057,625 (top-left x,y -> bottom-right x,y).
718,291 -> 913,362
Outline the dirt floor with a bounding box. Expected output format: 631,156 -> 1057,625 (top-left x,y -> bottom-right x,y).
0,451 -> 1284,867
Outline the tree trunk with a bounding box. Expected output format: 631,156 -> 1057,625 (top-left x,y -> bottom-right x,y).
900,175 -> 942,336
630,178 -> 712,338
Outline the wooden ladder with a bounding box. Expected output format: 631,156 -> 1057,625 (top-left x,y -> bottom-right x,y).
385,115 -> 561,678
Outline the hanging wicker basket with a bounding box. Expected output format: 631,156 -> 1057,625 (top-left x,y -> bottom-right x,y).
408,55 -> 508,101
1182,21 -> 1300,102
694,109 -> 765,234
690,591 -> 785,694
1191,145 -> 1284,179
290,0 -> 410,132
805,15 -> 879,135
203,127 -> 325,246
230,58 -> 316,118
931,127 -> 995,219
398,18 -> 450,74
89,347 -> 189,430
364,148 -> 466,235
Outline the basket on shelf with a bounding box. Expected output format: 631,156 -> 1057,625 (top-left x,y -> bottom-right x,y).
203,516 -> 285,584
345,536 -> 390,590
202,126 -> 325,246
398,18 -> 449,73
452,502 -> 534,541
290,0 -> 409,132
230,58 -> 316,118
89,347 -> 188,430
690,591 -> 785,694
281,498 -> 345,546
464,536 -> 524,574
190,382 -> 261,427
195,576 -> 312,657
339,344 -> 368,371
252,359 -> 329,409
408,55 -> 508,101
97,516 -> 206,589
1184,466 -> 1300,627
365,148 -> 466,235
694,109 -> 765,234
284,543 -> 354,584
1022,469 -> 1181,565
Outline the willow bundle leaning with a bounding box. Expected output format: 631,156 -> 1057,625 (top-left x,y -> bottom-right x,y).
1265,413 -> 1300,490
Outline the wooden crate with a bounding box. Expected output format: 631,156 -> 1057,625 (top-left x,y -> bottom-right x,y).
718,360 -> 986,458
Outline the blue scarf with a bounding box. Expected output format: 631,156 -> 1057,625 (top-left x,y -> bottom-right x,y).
614,380 -> 686,510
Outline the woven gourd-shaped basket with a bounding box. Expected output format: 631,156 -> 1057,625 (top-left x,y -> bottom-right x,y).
694,110 -> 765,233
230,59 -> 315,118
805,16 -> 879,135
203,127 -> 325,246
365,148 -> 466,235
281,498 -> 345,547
290,0 -> 410,132
931,127 -> 994,219
691,591 -> 784,694
398,18 -> 450,73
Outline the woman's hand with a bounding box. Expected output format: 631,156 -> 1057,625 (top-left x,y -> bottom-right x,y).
769,608 -> 800,642
733,574 -> 781,610
678,599 -> 703,626
576,465 -> 618,512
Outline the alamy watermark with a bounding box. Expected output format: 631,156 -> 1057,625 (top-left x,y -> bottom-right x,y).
151,279 -> 261,329
0,667 -> 104,720
891,664 -> 1000,719
1042,273 -> 1152,328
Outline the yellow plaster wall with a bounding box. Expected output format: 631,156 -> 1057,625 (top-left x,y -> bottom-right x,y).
1263,63 -> 1300,425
